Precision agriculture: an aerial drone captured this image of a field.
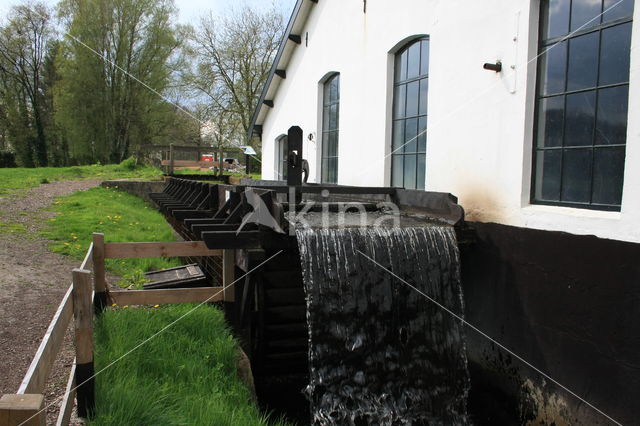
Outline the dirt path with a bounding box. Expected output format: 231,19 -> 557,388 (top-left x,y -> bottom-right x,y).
0,180 -> 102,423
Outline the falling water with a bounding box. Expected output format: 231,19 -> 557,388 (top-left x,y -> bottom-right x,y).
296,225 -> 470,425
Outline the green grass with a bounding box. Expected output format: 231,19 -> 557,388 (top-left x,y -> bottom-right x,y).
0,161 -> 162,196
41,186 -> 180,287
91,304 -> 280,425
0,221 -> 27,234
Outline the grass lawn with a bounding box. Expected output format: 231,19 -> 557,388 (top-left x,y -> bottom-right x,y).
0,159 -> 162,196
91,304 -> 280,425
41,186 -> 181,287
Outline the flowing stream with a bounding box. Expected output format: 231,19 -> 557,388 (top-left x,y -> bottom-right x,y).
296,226 -> 470,425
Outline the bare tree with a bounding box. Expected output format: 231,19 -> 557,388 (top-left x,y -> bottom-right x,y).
186,5 -> 283,149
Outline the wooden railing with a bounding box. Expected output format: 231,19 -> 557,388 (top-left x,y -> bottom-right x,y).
0,233 -> 225,426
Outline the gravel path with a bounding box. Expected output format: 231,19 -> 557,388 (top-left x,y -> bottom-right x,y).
0,180 -> 102,424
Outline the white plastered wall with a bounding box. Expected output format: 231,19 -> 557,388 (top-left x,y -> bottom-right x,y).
260,0 -> 640,243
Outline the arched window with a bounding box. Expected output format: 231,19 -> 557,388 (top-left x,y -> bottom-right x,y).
533,0 -> 633,210
391,37 -> 429,190
321,73 -> 340,183
275,134 -> 288,180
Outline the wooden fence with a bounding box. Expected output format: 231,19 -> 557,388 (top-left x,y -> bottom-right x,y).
0,233 -> 226,426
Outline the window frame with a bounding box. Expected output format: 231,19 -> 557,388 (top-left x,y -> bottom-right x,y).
321,73 -> 340,184
275,134 -> 288,180
530,0 -> 633,212
390,36 -> 429,190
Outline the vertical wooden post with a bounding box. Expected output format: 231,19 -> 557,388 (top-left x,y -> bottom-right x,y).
92,233 -> 106,314
72,269 -> 95,419
0,394 -> 45,426
223,250 -> 235,303
169,144 -> 174,175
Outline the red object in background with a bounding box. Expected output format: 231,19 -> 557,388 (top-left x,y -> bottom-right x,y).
201,154 -> 214,162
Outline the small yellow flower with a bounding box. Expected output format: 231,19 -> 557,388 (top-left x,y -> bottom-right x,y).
99,221 -> 104,225
112,303 -> 117,307
120,261 -> 125,264
154,304 -> 160,308
123,305 -> 128,308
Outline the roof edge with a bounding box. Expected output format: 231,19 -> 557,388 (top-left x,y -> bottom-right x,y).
247,0 -> 311,142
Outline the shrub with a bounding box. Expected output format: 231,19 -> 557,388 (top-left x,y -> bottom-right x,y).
118,157 -> 137,171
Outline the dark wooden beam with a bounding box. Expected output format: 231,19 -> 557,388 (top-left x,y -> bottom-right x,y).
288,34 -> 301,44
275,69 -> 286,79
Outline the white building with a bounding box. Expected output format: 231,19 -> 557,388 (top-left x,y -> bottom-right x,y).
251,0 -> 639,244
249,1 -> 639,424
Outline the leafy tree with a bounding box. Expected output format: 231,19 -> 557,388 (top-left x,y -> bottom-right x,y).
0,2 -> 53,167
56,0 -> 182,163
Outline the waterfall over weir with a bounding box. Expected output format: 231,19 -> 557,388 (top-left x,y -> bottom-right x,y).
296,226 -> 470,425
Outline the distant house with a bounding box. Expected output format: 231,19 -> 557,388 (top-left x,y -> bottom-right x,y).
250,0 -> 639,424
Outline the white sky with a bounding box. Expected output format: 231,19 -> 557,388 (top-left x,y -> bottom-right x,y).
0,0 -> 296,26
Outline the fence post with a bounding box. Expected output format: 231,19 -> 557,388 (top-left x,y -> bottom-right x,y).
92,233 -> 107,314
0,394 -> 45,426
72,269 -> 95,419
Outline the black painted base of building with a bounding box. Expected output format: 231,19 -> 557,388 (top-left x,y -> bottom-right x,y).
461,222 -> 640,425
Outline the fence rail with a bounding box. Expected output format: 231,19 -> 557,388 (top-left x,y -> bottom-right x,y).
0,232 -> 224,426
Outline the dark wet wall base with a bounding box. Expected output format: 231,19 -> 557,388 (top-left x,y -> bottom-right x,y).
461,221 -> 640,425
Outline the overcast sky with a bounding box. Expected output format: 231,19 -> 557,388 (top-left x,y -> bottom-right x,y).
0,0 -> 296,25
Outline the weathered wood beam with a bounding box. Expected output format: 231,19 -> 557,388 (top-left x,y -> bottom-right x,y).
0,394 -> 45,426
109,287 -> 224,306
288,34 -> 301,44
17,285 -> 73,395
72,269 -> 94,419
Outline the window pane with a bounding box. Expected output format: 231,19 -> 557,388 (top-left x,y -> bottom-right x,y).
322,132 -> 329,157
405,118 -> 418,153
420,40 -> 429,76
329,104 -> 338,130
592,146 -> 625,205
567,32 -> 599,91
332,75 -> 340,101
394,85 -> 406,118
603,0 -> 634,22
417,154 -> 426,190
406,81 -> 420,117
571,0 -> 602,31
417,117 -> 427,152
537,96 -> 565,147
407,42 -> 421,79
321,158 -> 328,183
596,86 -> 628,145
542,0 -> 571,39
329,132 -> 339,157
561,148 -> 593,202
395,50 -> 408,82
392,121 -> 404,151
329,158 -> 338,183
539,41 -> 567,95
535,150 -> 562,201
599,23 -> 632,85
404,155 -> 417,190
419,79 -> 429,115
323,106 -> 330,130
323,82 -> 331,103
392,155 -> 403,187
564,91 -> 595,147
